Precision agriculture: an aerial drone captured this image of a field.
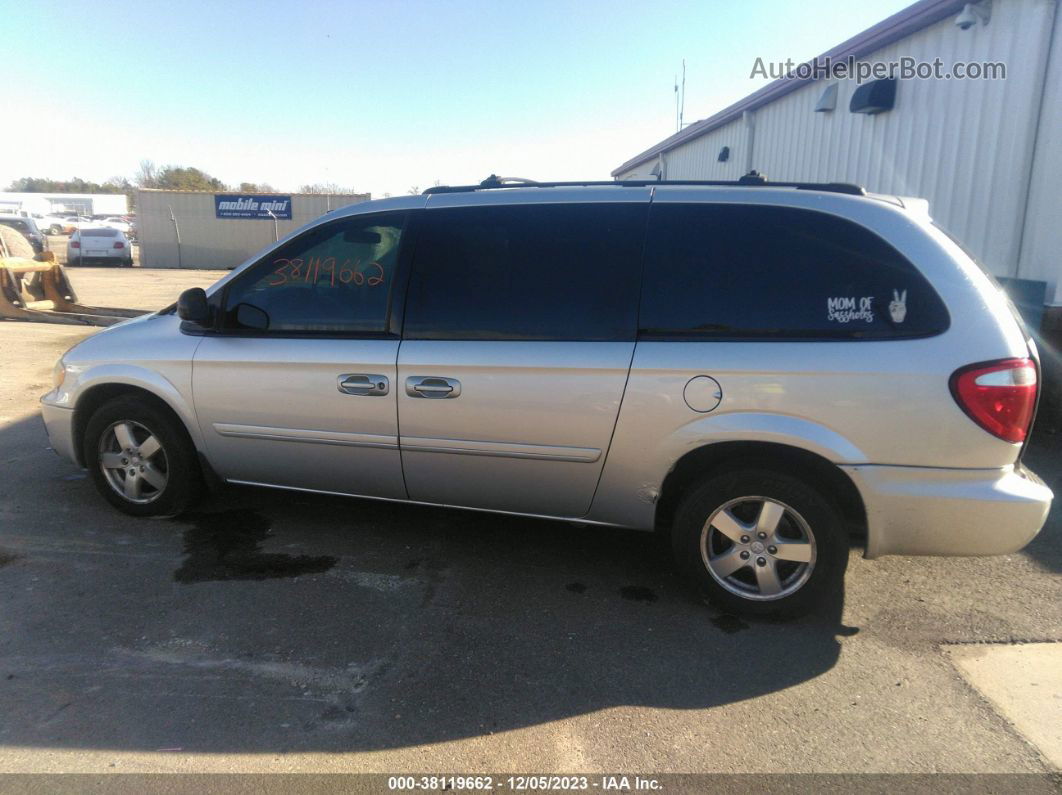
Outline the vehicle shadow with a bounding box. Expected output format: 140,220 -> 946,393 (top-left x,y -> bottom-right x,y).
1021,428 -> 1062,573
0,413 -> 853,753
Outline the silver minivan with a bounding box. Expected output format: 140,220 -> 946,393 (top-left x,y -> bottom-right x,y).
40,177 -> 1053,616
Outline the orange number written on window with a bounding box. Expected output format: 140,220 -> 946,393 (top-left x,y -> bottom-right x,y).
267,256 -> 386,288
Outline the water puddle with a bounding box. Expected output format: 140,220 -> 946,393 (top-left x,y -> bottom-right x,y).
174,509 -> 336,583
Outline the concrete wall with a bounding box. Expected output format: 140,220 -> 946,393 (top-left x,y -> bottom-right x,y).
615,0 -> 1061,303
137,190 -> 370,269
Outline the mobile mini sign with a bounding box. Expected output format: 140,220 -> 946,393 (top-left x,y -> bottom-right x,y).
214,194 -> 293,220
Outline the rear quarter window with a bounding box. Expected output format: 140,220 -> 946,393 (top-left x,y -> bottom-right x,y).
639,203 -> 949,340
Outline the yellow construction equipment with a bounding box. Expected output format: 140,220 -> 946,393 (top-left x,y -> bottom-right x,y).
0,251 -> 147,326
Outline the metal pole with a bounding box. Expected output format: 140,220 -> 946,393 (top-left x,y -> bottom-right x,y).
680,58 -> 686,130
267,209 -> 278,241
674,74 -> 679,132
169,205 -> 182,269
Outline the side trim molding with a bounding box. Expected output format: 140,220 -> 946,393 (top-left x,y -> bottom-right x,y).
213,423 -> 398,449
400,436 -> 601,463
211,425 -> 598,462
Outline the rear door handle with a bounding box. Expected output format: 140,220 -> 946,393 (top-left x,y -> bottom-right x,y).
405,376 -> 461,398
338,374 -> 389,396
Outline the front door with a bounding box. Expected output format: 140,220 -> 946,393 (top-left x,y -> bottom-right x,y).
193,211 -> 410,499
396,197 -> 649,517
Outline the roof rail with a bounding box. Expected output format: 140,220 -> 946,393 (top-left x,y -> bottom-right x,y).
423,171 -> 866,196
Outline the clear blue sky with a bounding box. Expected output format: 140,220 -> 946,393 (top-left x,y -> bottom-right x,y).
5,0 -> 912,197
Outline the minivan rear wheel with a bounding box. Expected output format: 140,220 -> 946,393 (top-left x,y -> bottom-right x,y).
672,469 -> 848,618
83,396 -> 201,517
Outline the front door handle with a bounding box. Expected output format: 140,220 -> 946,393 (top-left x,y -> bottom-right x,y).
405,376 -> 461,399
338,374 -> 389,396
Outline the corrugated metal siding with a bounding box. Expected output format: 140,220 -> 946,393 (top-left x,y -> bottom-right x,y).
750,0 -> 1051,281
616,118 -> 748,180
617,0 -> 1059,297
662,119 -> 750,180
137,190 -> 369,269
615,161 -> 658,180
1019,0 -> 1062,303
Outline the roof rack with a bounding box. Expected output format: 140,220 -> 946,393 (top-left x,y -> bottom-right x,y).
423,171 -> 866,196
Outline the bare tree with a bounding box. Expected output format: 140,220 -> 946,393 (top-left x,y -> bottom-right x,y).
298,182 -> 361,195
135,159 -> 158,188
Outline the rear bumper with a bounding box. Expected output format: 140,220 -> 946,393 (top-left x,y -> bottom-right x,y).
76,254 -> 128,263
843,463 -> 1052,558
41,400 -> 78,465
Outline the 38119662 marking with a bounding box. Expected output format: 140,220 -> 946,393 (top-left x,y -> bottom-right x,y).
267,256 -> 386,288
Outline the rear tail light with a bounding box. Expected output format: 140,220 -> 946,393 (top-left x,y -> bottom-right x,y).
950,358 -> 1037,443
70,241 -> 80,249
113,241 -> 125,249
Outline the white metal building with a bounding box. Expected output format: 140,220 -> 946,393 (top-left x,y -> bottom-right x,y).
613,0 -> 1062,310
137,189 -> 370,270
0,192 -> 128,217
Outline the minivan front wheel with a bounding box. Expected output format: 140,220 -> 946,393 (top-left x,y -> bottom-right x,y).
672,469 -> 848,618
83,396 -> 201,517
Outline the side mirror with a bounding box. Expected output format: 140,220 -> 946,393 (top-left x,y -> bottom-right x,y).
177,287 -> 210,325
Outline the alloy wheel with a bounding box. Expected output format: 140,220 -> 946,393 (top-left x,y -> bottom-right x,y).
700,496 -> 817,601
97,420 -> 169,504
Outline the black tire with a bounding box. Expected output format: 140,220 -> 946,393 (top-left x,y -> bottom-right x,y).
0,225 -> 35,259
83,395 -> 202,517
49,225 -> 62,235
68,256 -> 80,266
672,468 -> 848,618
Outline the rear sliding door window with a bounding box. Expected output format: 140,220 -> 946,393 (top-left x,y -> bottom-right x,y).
403,203 -> 646,340
640,204 -> 949,339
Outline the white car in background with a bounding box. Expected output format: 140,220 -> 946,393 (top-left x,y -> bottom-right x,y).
32,214 -> 70,235
98,217 -> 133,235
60,216 -> 95,235
67,227 -> 133,266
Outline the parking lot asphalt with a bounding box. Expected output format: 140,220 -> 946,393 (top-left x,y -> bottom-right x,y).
0,269 -> 1060,774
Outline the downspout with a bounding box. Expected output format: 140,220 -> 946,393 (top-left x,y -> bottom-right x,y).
743,110 -> 756,173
